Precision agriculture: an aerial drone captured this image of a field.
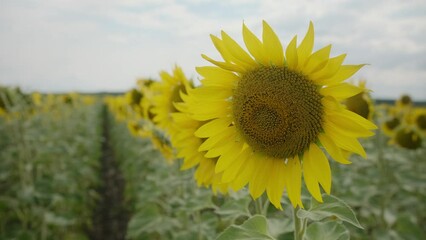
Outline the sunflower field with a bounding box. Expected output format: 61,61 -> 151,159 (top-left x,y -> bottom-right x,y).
1,21 -> 426,240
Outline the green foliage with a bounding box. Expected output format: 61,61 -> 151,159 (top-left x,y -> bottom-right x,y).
0,95 -> 103,239
216,215 -> 275,240
330,127 -> 426,239
305,221 -> 349,240
298,195 -> 362,229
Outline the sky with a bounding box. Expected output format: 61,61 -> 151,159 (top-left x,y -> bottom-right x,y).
0,0 -> 425,100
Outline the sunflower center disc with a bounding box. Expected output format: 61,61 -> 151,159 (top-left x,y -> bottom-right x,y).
345,93 -> 370,119
233,66 -> 323,159
417,115 -> 426,130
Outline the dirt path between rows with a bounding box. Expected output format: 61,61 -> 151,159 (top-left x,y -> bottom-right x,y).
89,105 -> 129,240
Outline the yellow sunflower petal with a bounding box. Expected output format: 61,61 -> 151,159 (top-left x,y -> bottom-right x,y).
231,152 -> 255,191
180,152 -> 201,170
201,54 -> 245,73
221,31 -> 257,68
310,144 -> 331,194
188,86 -> 232,100
297,21 -> 314,68
320,83 -> 363,100
210,34 -> 234,63
266,159 -> 286,210
195,118 -> 232,138
331,109 -> 377,130
318,133 -> 351,164
308,54 -> 346,81
188,99 -> 231,121
323,123 -> 367,158
262,20 -> 284,66
204,138 -> 243,158
323,64 -> 366,85
196,66 -> 239,88
243,22 -> 267,64
284,156 -> 303,208
249,155 -> 271,199
215,141 -> 244,174
285,35 -> 298,69
198,127 -> 236,151
326,113 -> 375,137
302,44 -> 331,75
302,148 -> 323,202
220,147 -> 250,181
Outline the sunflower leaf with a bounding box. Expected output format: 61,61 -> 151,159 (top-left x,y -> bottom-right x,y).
305,221 -> 350,240
216,215 -> 275,240
297,194 -> 363,229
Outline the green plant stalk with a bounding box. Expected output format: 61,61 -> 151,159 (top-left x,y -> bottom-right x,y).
262,196 -> 270,216
376,129 -> 394,229
293,206 -> 305,240
254,196 -> 263,215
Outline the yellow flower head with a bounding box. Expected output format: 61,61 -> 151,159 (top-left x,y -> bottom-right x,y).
61,94 -> 74,105
186,21 -> 377,209
396,94 -> 413,108
139,83 -> 156,121
414,109 -> 426,133
171,87 -> 229,194
31,92 -> 43,106
151,66 -> 192,134
149,127 -> 175,163
127,120 -> 151,138
344,80 -> 374,120
125,88 -> 143,106
392,126 -> 422,150
382,116 -> 402,137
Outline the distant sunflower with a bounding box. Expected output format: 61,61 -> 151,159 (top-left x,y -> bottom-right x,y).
171,89 -> 229,194
344,80 -> 374,120
31,92 -> 42,106
396,94 -> 413,109
392,126 -> 422,150
414,109 -> 426,133
136,78 -> 155,120
151,66 -> 192,134
382,116 -> 401,137
187,21 -> 377,209
127,120 -> 151,138
150,127 -> 175,162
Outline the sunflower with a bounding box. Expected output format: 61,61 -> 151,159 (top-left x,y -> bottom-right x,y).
396,94 -> 413,109
381,115 -> 402,137
149,66 -> 192,163
413,108 -> 426,134
31,92 -> 42,106
135,78 -> 155,120
186,21 -> 377,209
151,66 -> 192,134
344,80 -> 374,120
125,88 -> 143,108
391,126 -> 423,150
171,88 -> 229,194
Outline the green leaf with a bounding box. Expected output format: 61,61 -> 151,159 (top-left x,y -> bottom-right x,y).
297,194 -> 363,229
394,215 -> 426,240
216,215 -> 275,240
268,218 -> 293,237
305,221 -> 349,240
215,197 -> 251,217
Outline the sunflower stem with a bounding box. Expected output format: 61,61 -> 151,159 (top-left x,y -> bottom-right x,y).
254,197 -> 263,215
293,206 -> 304,240
262,196 -> 270,216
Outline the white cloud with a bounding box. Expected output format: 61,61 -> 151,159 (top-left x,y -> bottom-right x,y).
0,0 -> 425,100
